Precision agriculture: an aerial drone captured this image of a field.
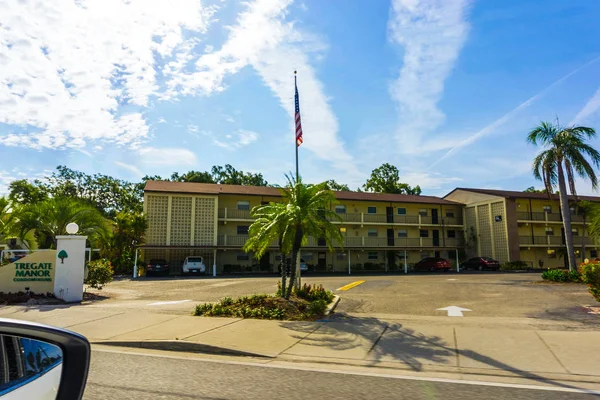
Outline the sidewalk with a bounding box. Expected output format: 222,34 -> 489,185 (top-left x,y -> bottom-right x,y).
2,304 -> 600,385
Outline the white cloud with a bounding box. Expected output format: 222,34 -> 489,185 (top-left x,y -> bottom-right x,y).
212,129 -> 259,150
114,161 -> 143,178
187,124 -> 199,134
138,147 -> 197,166
388,0 -> 471,153
167,0 -> 357,173
0,0 -> 216,150
571,87 -> 600,126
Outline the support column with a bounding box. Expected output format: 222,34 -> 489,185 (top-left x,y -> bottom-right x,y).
166,196 -> 173,246
133,248 -> 139,278
404,251 -> 407,274
213,249 -> 217,277
348,250 -> 351,275
456,249 -> 460,272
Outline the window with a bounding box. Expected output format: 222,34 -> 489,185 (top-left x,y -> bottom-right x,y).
367,206 -> 377,214
447,230 -> 456,238
20,338 -> 62,376
547,249 -> 556,259
591,250 -> 598,258
397,208 -> 407,215
335,205 -> 346,214
237,201 -> 250,210
420,229 -> 429,238
336,252 -> 346,260
237,253 -> 250,261
572,228 -> 579,236
545,227 -> 554,235
367,252 -> 378,260
543,205 -> 552,213
302,253 -> 313,261
397,229 -> 408,238
339,227 -> 347,233
368,228 -> 378,237
446,210 -> 455,218
237,225 -> 249,235
419,209 -> 428,216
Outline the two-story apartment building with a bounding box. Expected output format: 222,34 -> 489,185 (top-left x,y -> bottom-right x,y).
142,181 -> 465,274
444,188 -> 600,268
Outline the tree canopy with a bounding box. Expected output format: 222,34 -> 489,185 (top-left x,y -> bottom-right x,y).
362,163 -> 421,195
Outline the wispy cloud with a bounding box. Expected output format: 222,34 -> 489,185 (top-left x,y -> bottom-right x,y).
114,161 -> 143,178
138,147 -> 197,166
0,0 -> 216,150
432,55 -> 600,168
570,87 -> 600,125
167,0 -> 356,173
212,129 -> 259,150
387,0 -> 471,153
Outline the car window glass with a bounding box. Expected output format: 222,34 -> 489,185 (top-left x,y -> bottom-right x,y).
20,338 -> 62,377
188,257 -> 203,263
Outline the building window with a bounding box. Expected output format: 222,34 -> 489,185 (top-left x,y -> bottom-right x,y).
237,225 -> 249,235
237,201 -> 250,210
367,206 -> 377,214
543,205 -> 552,213
547,249 -> 556,259
446,210 -> 455,218
335,205 -> 346,214
545,227 -> 554,235
368,228 -> 378,237
572,228 -> 579,236
302,253 -> 313,261
591,250 -> 598,258
339,227 -> 347,233
336,252 -> 346,260
447,230 -> 456,238
397,208 -> 407,215
419,209 -> 428,216
397,229 -> 408,238
367,252 -> 378,260
420,229 -> 429,238
237,253 -> 250,261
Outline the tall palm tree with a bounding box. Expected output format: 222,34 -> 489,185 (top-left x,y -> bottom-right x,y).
574,200 -> 597,261
528,121 -> 600,271
0,197 -> 13,241
243,175 -> 343,299
13,197 -> 107,249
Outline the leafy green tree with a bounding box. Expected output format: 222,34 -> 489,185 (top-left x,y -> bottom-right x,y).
12,197 -> 107,249
8,179 -> 48,204
211,164 -> 268,186
171,171 -> 215,183
97,211 -> 148,275
575,200 -> 597,261
528,121 -> 600,271
363,163 -> 421,195
323,180 -> 350,191
523,186 -> 545,193
0,197 -> 14,241
243,176 -> 342,299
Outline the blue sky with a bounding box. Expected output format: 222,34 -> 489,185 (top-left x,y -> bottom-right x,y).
1,0 -> 600,196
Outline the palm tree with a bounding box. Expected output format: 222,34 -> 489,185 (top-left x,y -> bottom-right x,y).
574,200 -> 597,261
12,197 -> 107,249
243,175 -> 343,299
0,197 -> 13,241
528,121 -> 600,271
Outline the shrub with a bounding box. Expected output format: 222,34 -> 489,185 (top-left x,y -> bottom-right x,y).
294,283 -> 334,303
85,259 -> 114,290
221,297 -> 234,306
307,299 -> 328,316
542,269 -> 569,282
580,261 -> 600,302
568,269 -> 582,283
501,261 -> 529,271
194,303 -> 214,316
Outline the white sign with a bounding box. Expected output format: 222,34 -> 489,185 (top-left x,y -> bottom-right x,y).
437,306 -> 472,317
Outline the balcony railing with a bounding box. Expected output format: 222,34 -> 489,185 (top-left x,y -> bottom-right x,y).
420,216 -> 432,224
328,213 -> 362,223
519,236 -> 595,246
363,213 -> 388,223
517,211 -> 588,223
394,215 -> 419,224
442,217 -> 463,226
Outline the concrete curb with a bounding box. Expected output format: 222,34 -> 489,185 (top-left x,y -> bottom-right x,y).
92,340 -> 271,358
324,295 -> 340,316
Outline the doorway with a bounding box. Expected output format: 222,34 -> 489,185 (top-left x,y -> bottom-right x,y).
387,228 -> 394,246
432,208 -> 439,224
259,252 -> 270,272
386,207 -> 394,223
318,252 -> 327,271
433,230 -> 440,246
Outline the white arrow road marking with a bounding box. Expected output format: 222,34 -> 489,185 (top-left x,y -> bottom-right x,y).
148,300 -> 192,306
436,306 -> 472,317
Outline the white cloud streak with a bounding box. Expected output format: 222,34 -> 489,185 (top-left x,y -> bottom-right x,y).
114,161 -> 143,178
570,87 -> 600,126
138,147 -> 197,166
0,0 -> 215,150
388,0 -> 471,153
432,55 -> 600,168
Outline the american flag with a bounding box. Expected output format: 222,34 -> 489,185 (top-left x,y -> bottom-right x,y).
295,78 -> 303,147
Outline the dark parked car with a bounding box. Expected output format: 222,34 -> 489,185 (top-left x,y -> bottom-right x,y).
461,257 -> 500,271
414,257 -> 451,272
146,259 -> 169,276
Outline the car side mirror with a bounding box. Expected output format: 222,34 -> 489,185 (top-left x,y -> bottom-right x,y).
0,318 -> 91,400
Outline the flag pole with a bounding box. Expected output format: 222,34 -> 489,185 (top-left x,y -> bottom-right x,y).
294,70 -> 299,183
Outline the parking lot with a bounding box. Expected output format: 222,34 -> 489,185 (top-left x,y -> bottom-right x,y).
88,272 -> 599,328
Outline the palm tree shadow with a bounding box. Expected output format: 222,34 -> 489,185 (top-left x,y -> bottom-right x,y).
282,314 -> 584,391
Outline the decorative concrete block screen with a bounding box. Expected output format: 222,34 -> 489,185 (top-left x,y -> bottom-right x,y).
492,201 -> 509,263
477,204 -> 493,257
170,197 -> 192,245
146,195 -> 169,245
195,197 -> 216,246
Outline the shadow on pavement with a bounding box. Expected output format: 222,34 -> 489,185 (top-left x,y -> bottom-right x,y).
282,314 -> 583,391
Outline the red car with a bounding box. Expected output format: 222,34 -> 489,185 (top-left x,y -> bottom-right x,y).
460,257 -> 500,271
414,257 -> 451,272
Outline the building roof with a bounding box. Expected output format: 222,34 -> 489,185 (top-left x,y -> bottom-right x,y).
446,187 -> 600,202
144,181 -> 461,205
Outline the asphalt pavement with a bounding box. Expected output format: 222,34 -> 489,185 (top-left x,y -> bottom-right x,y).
83,348 -> 600,400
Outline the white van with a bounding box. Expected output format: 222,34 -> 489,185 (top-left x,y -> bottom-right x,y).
182,256 -> 206,275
